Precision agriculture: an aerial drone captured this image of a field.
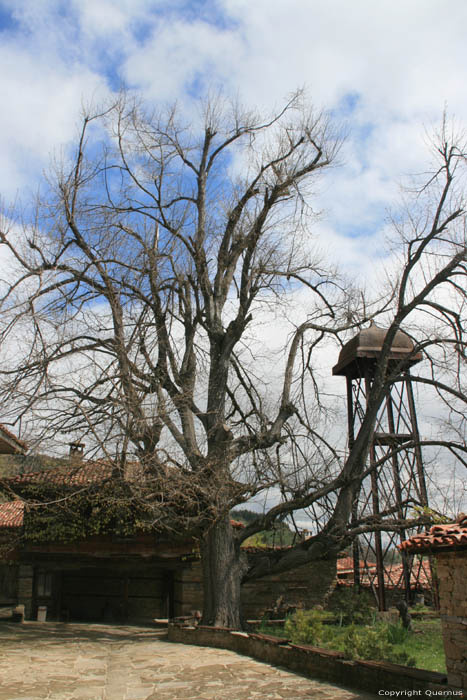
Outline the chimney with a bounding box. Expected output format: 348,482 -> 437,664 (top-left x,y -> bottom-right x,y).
69,442 -> 85,458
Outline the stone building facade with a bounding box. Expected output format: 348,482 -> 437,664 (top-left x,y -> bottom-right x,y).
0,507 -> 337,623
0,448 -> 337,623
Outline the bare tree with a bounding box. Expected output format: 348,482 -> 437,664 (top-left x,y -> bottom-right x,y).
0,95 -> 466,627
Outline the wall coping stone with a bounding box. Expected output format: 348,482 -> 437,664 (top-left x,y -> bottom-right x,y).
289,642 -> 345,658
248,632 -> 290,645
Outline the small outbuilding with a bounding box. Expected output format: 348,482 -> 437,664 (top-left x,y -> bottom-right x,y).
400,514 -> 467,689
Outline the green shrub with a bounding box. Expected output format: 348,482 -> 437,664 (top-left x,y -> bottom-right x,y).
387,622 -> 410,645
283,607 -> 418,668
284,608 -> 332,646
343,624 -> 415,666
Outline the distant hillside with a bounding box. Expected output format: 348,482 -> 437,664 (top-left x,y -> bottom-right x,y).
231,508 -> 296,547
231,508 -> 259,524
0,454 -> 68,479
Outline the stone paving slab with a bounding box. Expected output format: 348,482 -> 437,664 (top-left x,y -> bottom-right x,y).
0,622 -> 377,700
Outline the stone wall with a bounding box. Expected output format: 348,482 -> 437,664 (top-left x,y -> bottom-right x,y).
241,558 -> 337,619
173,557 -> 337,619
174,563 -> 202,615
436,550 -> 467,689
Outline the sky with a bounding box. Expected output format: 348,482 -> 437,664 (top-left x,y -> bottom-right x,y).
1,0 -> 467,273
1,0 -> 466,386
1,0 -> 466,513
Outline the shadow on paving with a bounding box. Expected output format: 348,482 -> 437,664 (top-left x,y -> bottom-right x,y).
1,620 -> 163,644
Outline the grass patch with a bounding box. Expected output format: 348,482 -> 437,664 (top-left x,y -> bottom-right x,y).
393,619 -> 445,673
256,614 -> 446,673
256,622 -> 287,637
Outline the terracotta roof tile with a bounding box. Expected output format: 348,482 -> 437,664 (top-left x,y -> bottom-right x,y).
336,559 -> 432,589
9,460 -> 114,487
3,463 -> 247,533
400,514 -> 467,552
337,556 -> 374,573
230,519 -> 245,529
0,501 -> 24,528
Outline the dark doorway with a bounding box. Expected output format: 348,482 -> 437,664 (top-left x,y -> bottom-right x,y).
161,571 -> 175,619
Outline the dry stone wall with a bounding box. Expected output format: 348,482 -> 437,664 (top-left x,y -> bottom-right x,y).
436,551 -> 467,689
174,557 -> 336,619
241,557 -> 337,618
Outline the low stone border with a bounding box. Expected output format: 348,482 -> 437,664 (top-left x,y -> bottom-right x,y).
168,624 -> 463,696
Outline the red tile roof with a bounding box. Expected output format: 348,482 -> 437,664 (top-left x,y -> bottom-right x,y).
9,459 -> 114,487
337,556 -> 374,573
335,557 -> 432,589
0,501 -> 24,528
400,514 -> 467,553
372,561 -> 431,589
2,460 -> 247,534
230,519 -> 245,529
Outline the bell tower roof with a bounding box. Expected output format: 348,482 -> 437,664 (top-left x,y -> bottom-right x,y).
332,322 -> 422,378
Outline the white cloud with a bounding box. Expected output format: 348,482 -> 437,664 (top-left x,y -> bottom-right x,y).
1,0 -> 466,209
0,0 -> 466,505
73,0 -> 142,37
123,17 -> 243,101
0,11 -> 110,198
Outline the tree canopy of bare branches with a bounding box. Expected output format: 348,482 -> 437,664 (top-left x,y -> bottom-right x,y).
1,94 -> 466,627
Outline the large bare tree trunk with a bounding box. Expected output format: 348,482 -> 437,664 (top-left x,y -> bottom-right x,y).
200,513 -> 247,628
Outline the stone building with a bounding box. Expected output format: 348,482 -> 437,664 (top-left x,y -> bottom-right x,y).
0,424 -> 27,456
0,423 -> 28,479
0,453 -> 336,623
400,515 -> 467,689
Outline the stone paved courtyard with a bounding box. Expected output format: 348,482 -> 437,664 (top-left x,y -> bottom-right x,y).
0,622 -> 378,700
